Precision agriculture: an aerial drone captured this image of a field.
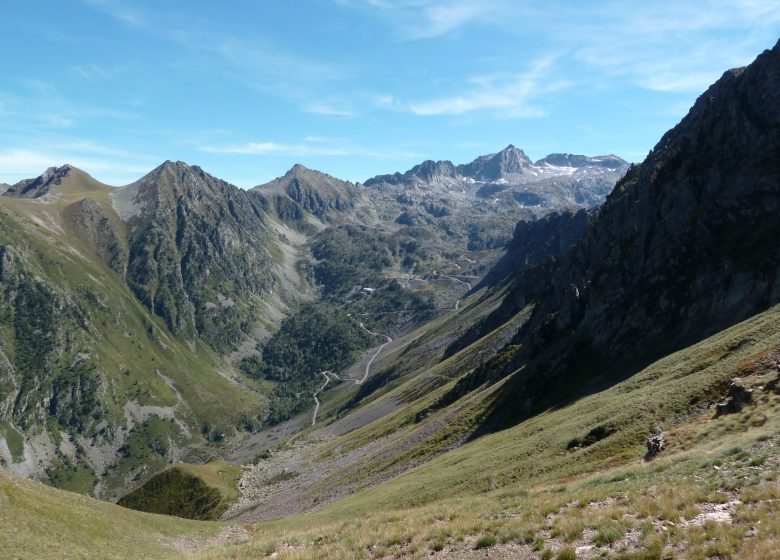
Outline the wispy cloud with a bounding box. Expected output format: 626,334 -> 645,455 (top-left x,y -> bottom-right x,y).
405,56 -> 567,116
340,0 -> 780,95
339,0 -> 506,40
198,138 -> 419,159
405,1 -> 491,40
0,85 -> 136,137
71,64 -> 116,81
564,1 -> 780,93
302,99 -> 356,118
0,131 -> 163,185
80,0 -> 347,100
0,144 -> 160,185
80,0 -> 147,28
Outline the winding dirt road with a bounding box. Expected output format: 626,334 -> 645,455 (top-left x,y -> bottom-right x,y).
311,371 -> 331,427
356,322 -> 393,385
309,323 -> 392,426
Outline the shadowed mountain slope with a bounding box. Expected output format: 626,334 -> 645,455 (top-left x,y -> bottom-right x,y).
470,38 -> 780,429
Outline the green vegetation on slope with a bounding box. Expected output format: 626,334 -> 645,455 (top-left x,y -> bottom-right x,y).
118,459 -> 241,520
240,303 -> 377,424
2,289 -> 780,560
197,302 -> 780,559
310,225 -> 393,295
0,182 -> 268,499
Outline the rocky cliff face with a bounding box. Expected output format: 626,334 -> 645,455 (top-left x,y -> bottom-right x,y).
480,39 -> 780,426
365,159 -> 460,188
254,164 -> 365,223
478,208 -> 594,289
115,161 -> 276,351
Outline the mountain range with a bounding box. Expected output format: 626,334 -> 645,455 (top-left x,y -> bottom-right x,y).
2,38 -> 780,560
0,140 -> 626,498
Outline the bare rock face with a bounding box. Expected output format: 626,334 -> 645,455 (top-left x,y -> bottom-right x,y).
644,429 -> 666,461
715,379 -> 754,416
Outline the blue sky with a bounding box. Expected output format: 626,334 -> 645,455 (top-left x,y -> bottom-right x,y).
1,0 -> 779,187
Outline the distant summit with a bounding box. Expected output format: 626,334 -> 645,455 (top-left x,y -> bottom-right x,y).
364,145 -> 629,210
253,164 -> 363,222
2,164 -> 109,199
457,144 -> 534,181
2,164 -> 74,198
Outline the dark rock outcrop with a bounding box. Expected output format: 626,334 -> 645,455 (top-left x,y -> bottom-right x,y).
715,380 -> 754,416
477,39 -> 780,428
115,161 -> 275,350
2,165 -> 73,198
644,430 -> 666,461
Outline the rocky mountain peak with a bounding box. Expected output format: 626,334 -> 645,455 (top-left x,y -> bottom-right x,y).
278,163 -> 347,186
457,145 -> 533,181
286,163 -> 310,175
254,164 -> 362,221
148,160 -> 207,182
410,159 -> 458,182
2,164 -> 76,198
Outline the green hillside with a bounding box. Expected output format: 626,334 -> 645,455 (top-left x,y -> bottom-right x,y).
0,170 -> 269,500
1,302 -> 778,558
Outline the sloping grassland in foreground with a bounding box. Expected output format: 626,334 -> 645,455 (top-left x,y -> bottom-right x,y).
2,303 -> 780,559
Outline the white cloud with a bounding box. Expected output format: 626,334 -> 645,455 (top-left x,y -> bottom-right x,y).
339,0 -> 506,40
406,56 -> 567,116
303,100 -> 356,118
198,138 -> 420,160
0,142 -> 162,186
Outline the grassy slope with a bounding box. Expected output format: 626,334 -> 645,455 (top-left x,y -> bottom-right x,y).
198,301 -> 780,559
3,300 -> 779,558
0,466 -> 218,559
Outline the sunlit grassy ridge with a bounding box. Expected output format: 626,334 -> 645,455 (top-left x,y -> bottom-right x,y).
0,466 -> 217,559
